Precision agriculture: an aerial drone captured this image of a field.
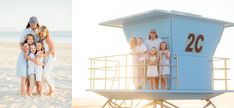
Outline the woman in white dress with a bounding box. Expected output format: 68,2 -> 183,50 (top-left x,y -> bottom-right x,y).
129,37 -> 138,88
16,16 -> 40,96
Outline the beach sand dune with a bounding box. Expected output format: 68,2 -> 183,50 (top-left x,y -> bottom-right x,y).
0,42 -> 72,108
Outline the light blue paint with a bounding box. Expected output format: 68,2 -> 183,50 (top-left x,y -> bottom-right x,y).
100,10 -> 234,91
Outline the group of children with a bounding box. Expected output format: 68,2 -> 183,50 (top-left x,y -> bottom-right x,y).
130,29 -> 170,90
21,34 -> 45,96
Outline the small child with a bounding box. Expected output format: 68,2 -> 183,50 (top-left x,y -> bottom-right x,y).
159,42 -> 170,90
28,43 -> 45,96
21,34 -> 35,96
35,41 -> 45,95
22,43 -> 29,51
27,44 -> 37,96
146,47 -> 159,90
135,37 -> 147,89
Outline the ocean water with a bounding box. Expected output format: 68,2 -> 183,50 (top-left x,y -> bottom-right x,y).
0,31 -> 71,44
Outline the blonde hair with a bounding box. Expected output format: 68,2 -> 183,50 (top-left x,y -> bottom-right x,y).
129,36 -> 137,49
37,25 -> 49,40
36,41 -> 45,53
150,47 -> 158,56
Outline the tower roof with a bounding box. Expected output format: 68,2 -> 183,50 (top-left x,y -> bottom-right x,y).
99,9 -> 234,28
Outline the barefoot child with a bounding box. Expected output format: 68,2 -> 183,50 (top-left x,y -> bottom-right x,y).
27,44 -> 37,96
28,43 -> 44,96
159,42 -> 170,90
146,47 -> 159,90
35,41 -> 45,95
17,34 -> 35,96
21,34 -> 44,96
16,42 -> 30,96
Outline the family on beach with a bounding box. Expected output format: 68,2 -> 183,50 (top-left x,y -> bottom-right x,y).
129,29 -> 170,90
16,16 -> 55,97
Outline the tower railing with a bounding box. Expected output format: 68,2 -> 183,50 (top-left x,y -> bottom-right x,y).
89,54 -> 232,91
88,53 -> 178,90
212,57 -> 231,90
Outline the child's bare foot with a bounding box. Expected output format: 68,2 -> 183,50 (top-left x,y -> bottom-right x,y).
28,93 -> 32,97
21,94 -> 27,97
28,91 -> 32,96
47,90 -> 55,96
37,91 -> 43,96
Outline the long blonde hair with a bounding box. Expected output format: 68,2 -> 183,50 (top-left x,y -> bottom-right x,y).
37,25 -> 49,41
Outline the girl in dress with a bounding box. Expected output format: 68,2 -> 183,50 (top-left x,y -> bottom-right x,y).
146,47 -> 159,90
159,42 -> 170,90
35,41 -> 45,95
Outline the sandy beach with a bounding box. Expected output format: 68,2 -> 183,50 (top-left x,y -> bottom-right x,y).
0,42 -> 72,108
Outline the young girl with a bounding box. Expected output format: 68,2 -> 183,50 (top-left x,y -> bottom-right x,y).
146,47 -> 159,90
16,34 -> 35,96
20,34 -> 44,95
159,42 -> 170,90
35,41 -> 45,95
135,37 -> 147,89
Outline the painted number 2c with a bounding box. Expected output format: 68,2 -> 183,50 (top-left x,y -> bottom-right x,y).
185,33 -> 204,53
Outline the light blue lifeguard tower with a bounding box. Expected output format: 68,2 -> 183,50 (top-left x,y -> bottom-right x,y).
88,10 -> 234,108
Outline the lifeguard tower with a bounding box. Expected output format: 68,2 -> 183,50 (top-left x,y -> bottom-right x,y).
88,10 -> 234,108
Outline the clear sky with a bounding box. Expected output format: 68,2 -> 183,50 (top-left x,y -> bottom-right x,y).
0,0 -> 71,31
73,0 -> 234,99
